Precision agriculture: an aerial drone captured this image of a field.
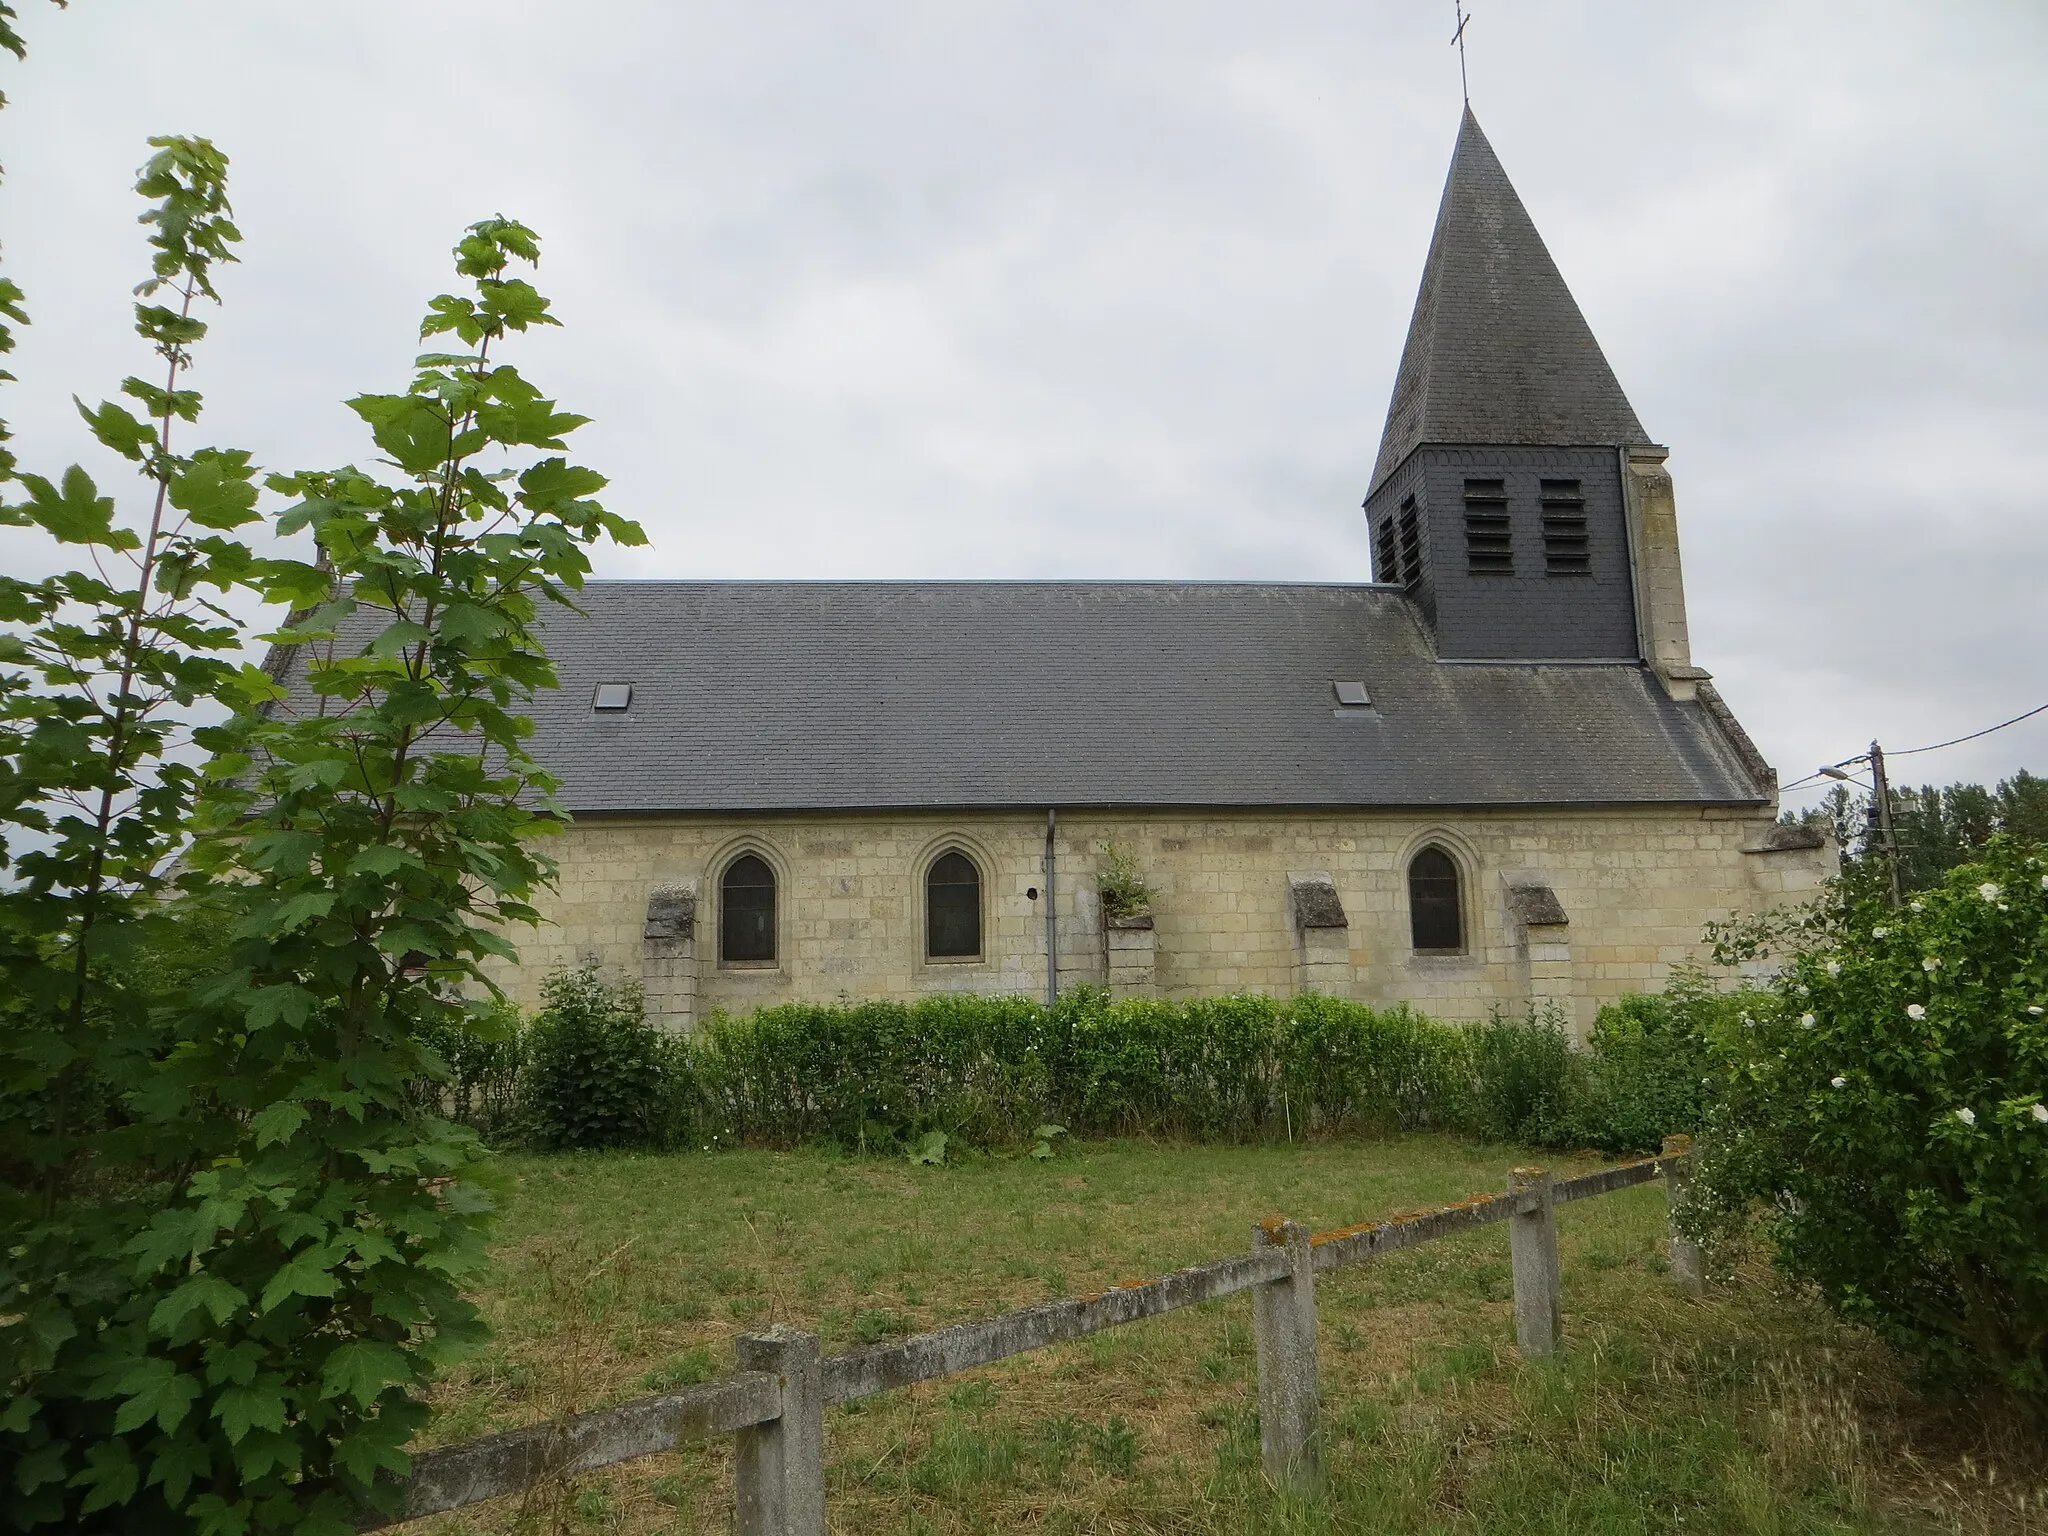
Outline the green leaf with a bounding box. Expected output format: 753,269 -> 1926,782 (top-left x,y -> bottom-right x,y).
259,1244 -> 342,1313
436,602 -> 504,645
72,1439 -> 140,1514
149,1274 -> 248,1334
320,1340 -> 412,1407
477,276 -> 558,330
475,396 -> 587,449
347,844 -> 421,877
268,890 -> 336,934
516,456 -> 607,511
109,1357 -> 202,1435
213,1384 -> 287,1445
11,467 -> 130,547
250,1099 -> 310,1147
348,392 -> 454,475
75,396 -> 155,460
142,1433 -> 214,1508
168,452 -> 261,529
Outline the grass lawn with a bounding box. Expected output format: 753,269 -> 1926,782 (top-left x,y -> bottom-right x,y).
409,1135 -> 2044,1535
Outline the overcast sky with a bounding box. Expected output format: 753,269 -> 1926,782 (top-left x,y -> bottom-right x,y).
6,1 -> 2045,807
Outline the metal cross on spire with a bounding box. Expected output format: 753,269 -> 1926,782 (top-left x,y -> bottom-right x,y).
1451,0 -> 1472,105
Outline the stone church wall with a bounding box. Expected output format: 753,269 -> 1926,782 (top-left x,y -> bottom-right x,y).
484,805 -> 1832,1038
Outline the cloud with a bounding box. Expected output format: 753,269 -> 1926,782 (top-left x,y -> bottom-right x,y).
4,0 -> 2044,794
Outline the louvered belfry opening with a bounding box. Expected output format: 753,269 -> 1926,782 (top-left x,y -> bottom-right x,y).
1374,515 -> 1400,584
925,850 -> 982,959
720,854 -> 776,963
1408,846 -> 1464,952
1395,498 -> 1423,589
1540,479 -> 1590,575
1462,477 -> 1512,574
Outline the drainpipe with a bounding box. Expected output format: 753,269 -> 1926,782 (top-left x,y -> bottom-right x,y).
1044,809 -> 1059,1006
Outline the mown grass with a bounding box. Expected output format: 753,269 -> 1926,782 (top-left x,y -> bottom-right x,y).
408,1136 -> 2046,1534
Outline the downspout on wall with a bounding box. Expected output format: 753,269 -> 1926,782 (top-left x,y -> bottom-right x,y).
1044,809 -> 1059,1006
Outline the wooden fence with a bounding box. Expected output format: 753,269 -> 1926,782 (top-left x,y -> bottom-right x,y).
362,1135 -> 1705,1533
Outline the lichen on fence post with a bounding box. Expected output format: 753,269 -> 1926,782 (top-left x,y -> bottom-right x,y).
734,1326 -> 825,1536
1250,1218 -> 1322,1494
1661,1134 -> 1707,1298
1507,1168 -> 1562,1357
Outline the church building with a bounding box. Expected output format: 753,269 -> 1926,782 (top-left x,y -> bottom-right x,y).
473,110 -> 1834,1032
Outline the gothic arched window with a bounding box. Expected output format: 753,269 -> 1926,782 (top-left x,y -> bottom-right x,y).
1407,846 -> 1464,953
720,854 -> 777,964
926,849 -> 982,959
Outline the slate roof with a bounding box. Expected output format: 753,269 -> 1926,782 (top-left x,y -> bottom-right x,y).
312,579 -> 1771,815
1370,109 -> 1650,492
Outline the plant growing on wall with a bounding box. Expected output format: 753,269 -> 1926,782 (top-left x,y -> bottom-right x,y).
1096,839 -> 1156,921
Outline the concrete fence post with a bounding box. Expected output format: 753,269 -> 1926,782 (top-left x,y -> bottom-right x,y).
1661,1134 -> 1707,1298
1507,1168 -> 1562,1357
733,1326 -> 825,1536
1250,1218 -> 1321,1494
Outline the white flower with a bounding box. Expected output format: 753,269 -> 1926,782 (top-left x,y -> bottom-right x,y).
1797,984 -> 1810,997
1906,1003 -> 1927,1021
2032,1104 -> 2048,1124
1826,960 -> 1842,977
1923,957 -> 1941,971
1910,900 -> 1924,912
2030,1006 -> 2045,1017
2041,874 -> 2048,890
1831,1076 -> 1848,1088
1800,1014 -> 1816,1029
1955,1107 -> 1976,1126
1872,927 -> 1888,938
1979,882 -> 2001,901
1742,1014 -> 1755,1028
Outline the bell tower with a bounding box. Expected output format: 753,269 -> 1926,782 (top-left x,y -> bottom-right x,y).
1365,110 -> 1701,697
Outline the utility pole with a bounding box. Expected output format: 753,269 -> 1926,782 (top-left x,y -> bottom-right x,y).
1868,739 -> 1902,907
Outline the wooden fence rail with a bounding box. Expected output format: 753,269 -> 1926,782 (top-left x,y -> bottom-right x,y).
362,1135 -> 1705,1532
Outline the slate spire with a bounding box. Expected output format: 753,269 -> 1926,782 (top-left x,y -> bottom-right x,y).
1370,109 -> 1648,491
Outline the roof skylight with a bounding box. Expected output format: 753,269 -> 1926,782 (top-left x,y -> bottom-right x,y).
592,683 -> 633,712
1331,680 -> 1372,708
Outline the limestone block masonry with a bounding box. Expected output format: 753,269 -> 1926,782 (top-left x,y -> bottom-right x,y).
481,806 -> 1836,1037
1104,915 -> 1159,998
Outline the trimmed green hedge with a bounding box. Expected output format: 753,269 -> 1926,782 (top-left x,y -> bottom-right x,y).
497,972 -> 1733,1155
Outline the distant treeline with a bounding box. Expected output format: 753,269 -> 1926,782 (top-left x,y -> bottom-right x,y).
1789,769 -> 2046,893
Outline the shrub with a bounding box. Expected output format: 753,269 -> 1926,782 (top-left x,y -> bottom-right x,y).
1571,969 -> 1729,1154
675,988 -> 1690,1151
521,967 -> 676,1150
505,979 -> 1726,1159
1692,839 -> 2048,1406
1462,1007 -> 1578,1144
417,998 -> 526,1139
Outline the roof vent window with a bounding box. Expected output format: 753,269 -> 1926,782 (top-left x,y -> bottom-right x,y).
1462,477 -> 1512,575
1331,680 -> 1372,708
592,683 -> 633,712
1540,479 -> 1590,575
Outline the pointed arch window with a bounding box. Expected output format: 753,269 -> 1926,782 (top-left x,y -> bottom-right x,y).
1407,846 -> 1464,953
720,854 -> 777,964
926,849 -> 982,960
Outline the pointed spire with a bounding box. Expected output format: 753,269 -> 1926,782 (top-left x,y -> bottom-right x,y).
1370,109 -> 1648,492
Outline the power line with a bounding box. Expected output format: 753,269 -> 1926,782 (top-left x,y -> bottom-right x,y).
1890,699 -> 2048,757
1781,696 -> 2048,792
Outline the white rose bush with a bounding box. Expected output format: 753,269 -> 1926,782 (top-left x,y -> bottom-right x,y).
1693,839 -> 2048,1409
